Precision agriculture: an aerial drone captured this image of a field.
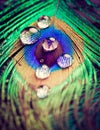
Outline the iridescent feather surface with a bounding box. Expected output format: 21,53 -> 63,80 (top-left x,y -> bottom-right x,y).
0,0 -> 100,130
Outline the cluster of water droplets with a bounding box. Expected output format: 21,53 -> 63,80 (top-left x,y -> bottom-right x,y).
20,15 -> 73,98
20,16 -> 51,45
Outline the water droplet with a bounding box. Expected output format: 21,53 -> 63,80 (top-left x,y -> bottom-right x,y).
20,27 -> 40,45
36,65 -> 51,79
57,54 -> 73,68
36,85 -> 49,99
37,16 -> 51,29
42,37 -> 58,52
40,58 -> 44,63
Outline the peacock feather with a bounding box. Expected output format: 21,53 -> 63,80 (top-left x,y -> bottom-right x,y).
0,0 -> 100,130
